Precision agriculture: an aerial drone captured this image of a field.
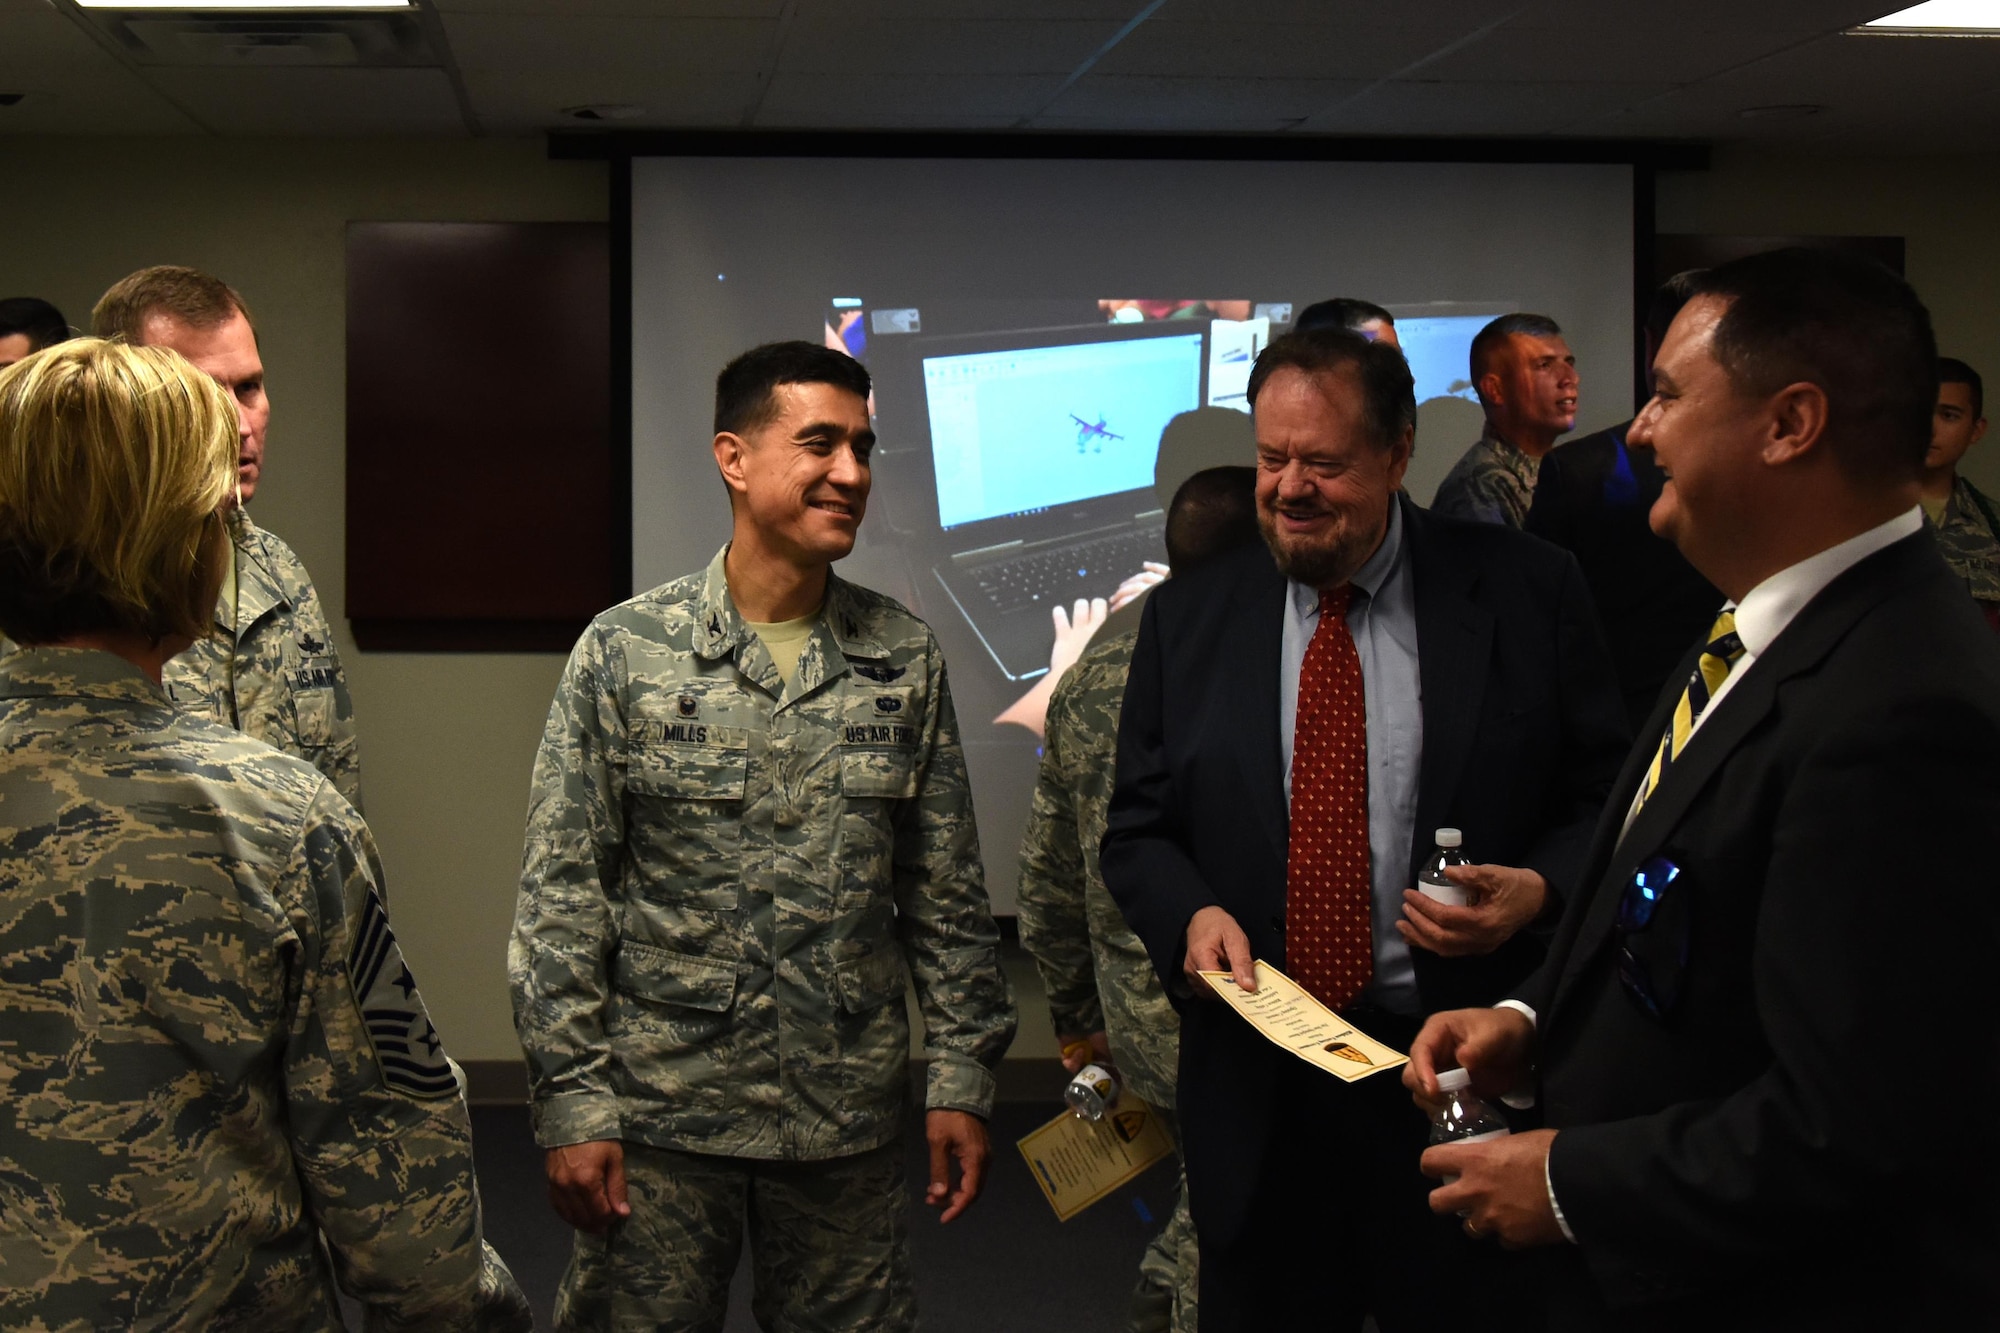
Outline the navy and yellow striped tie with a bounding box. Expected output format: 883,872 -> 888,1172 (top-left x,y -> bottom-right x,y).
1631,611 -> 1745,816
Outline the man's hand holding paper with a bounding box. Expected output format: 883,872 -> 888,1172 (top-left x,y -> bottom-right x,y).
1196,960 -> 1407,1082
1183,904 -> 1256,996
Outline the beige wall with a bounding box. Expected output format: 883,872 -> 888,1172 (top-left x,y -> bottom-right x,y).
1658,146 -> 2000,498
4,137 -> 1993,1063
0,138 -> 606,1061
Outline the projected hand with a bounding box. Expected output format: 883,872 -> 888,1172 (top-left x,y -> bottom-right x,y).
1049,597 -> 1109,676
992,598 -> 1108,739
1109,562 -> 1170,612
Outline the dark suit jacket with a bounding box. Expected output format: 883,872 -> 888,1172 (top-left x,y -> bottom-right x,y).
1520,528 -> 2000,1330
1102,495 -> 1629,1246
1525,423 -> 1721,731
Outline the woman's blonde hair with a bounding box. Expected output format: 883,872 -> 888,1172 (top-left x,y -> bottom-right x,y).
0,339 -> 238,645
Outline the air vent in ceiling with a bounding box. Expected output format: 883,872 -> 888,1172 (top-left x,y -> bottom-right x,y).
88,12 -> 438,67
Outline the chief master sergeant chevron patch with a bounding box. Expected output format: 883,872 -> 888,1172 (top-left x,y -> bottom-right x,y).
349,887 -> 459,1098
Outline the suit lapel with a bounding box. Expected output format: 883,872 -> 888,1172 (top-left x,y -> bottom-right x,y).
1546,532 -> 1927,1017
1406,499 -> 1495,879
1227,556 -> 1291,871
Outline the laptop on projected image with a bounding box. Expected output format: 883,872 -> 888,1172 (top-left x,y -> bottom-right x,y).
919,322 -> 1206,681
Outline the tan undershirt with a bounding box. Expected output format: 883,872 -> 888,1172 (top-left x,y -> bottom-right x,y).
746,612 -> 817,688
1922,489 -> 1950,527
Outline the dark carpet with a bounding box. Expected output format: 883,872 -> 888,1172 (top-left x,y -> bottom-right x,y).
470,1101 -> 1180,1333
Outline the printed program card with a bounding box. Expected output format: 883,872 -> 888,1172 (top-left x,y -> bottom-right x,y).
1016,1095 -> 1175,1222
1196,960 -> 1409,1082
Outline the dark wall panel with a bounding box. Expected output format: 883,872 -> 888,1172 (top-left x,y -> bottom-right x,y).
347,221 -> 617,651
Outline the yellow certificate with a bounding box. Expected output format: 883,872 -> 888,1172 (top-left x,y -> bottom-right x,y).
1196,960 -> 1408,1082
1016,1095 -> 1175,1222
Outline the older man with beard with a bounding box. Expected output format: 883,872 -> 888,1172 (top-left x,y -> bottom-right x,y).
1101,328 -> 1628,1333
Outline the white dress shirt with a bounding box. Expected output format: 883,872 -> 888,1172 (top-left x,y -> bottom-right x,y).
1505,506 -> 1924,1242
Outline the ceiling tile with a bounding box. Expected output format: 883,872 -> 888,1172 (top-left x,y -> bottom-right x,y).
794,0 -> 1142,19
1300,77 -> 1682,138
144,66 -> 468,135
1505,0 -> 1884,33
1415,22 -> 1827,85
1038,74 -> 1374,132
440,13 -> 775,72
462,65 -> 760,127
432,0 -> 788,15
775,15 -> 1122,76
1092,21 -> 1456,80
0,75 -> 204,134
1584,32 -> 2000,146
753,70 -> 1064,126
1162,0 -> 1510,25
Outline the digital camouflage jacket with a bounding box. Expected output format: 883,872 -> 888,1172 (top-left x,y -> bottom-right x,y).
512,547 -> 1016,1160
0,647 -> 525,1332
163,510 -> 363,813
1016,631 -> 1181,1110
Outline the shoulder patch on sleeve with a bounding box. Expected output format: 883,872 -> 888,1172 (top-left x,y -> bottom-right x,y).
347,888 -> 458,1099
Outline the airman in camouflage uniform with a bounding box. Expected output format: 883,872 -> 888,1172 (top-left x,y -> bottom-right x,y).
1430,429 -> 1541,528
1934,474 -> 2000,619
92,264 -> 365,812
163,508 -> 364,811
1018,629 -> 1197,1333
0,646 -> 526,1331
512,342 -> 1015,1331
1436,313 -> 1578,527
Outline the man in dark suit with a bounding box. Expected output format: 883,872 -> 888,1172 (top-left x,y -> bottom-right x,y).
1525,274 -> 1721,731
1102,328 -> 1629,1331
1406,249 -> 2000,1331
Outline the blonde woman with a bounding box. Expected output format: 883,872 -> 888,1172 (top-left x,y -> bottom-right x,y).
0,340 -> 528,1330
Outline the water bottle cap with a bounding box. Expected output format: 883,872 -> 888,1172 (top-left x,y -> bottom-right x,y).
1436,1067 -> 1471,1092
1435,828 -> 1462,848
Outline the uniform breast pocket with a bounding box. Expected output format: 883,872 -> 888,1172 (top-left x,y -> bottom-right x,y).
839,748 -> 918,800
291,655 -> 346,748
626,741 -> 750,911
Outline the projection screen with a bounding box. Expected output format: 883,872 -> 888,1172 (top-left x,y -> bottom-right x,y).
630,154 -> 1635,913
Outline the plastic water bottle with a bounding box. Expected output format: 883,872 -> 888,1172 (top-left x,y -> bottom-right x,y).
1429,1067 -> 1511,1185
1418,828 -> 1472,907
1064,1063 -> 1121,1121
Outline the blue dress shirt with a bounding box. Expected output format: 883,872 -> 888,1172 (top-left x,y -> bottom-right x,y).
1280,497 -> 1424,1014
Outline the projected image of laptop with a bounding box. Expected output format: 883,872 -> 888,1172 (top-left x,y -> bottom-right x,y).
922,324 -> 1204,680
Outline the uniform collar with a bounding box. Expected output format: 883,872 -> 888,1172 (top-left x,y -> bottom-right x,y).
224,509 -> 292,635
0,645 -> 170,707
691,545 -> 891,665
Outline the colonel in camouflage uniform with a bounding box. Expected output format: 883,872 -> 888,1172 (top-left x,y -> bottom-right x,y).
1925,358 -> 2000,629
0,340 -> 526,1331
1016,466 -> 1261,1333
95,264 -> 363,811
512,341 -> 1015,1332
1431,313 -> 1578,528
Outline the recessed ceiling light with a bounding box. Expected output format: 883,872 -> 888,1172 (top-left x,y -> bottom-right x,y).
1861,1 -> 2000,30
74,1 -> 411,9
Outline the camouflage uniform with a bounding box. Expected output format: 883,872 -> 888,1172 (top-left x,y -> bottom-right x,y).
164,509 -> 363,813
511,546 -> 1016,1330
1429,429 -> 1541,528
0,646 -> 526,1332
1017,630 -> 1196,1333
1935,474 -> 2000,621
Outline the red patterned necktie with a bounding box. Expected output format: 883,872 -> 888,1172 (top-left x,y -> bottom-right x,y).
1286,584 -> 1373,1011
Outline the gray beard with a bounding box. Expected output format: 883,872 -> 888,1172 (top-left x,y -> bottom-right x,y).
1258,509 -> 1374,590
